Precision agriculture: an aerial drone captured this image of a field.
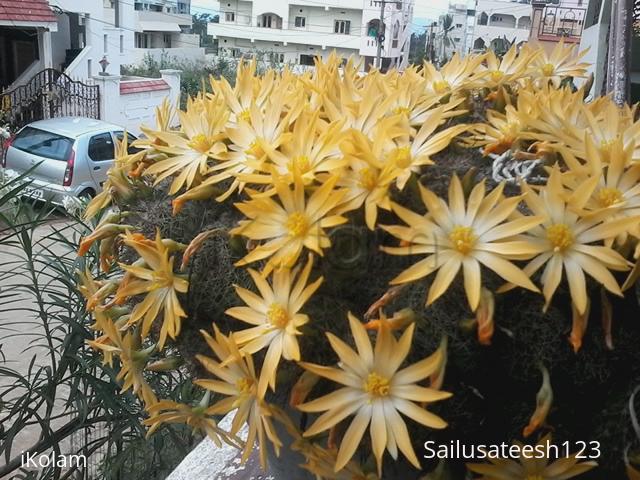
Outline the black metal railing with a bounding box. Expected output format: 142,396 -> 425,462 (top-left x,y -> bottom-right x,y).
538,6 -> 587,39
0,69 -> 100,133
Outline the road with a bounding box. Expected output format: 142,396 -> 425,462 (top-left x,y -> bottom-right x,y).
0,215 -> 76,479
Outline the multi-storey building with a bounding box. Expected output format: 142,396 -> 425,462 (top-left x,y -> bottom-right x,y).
436,0 -> 476,59
132,0 -> 203,63
436,0 -> 531,59
208,0 -> 415,71
529,0 -> 587,52
472,0 -> 531,51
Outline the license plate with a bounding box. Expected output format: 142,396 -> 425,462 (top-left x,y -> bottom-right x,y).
23,186 -> 43,199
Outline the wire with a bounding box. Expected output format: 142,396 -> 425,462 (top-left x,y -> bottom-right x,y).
52,1 -> 414,65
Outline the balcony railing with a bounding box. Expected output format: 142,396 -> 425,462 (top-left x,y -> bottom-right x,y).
538,6 -> 586,39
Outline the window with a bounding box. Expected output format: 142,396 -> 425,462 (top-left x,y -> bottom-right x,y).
456,23 -> 463,28
87,58 -> 92,76
294,16 -> 306,27
12,127 -> 73,161
299,54 -> 315,66
225,11 -> 235,22
260,15 -> 273,28
163,34 -> 172,47
88,133 -> 115,162
113,132 -> 142,155
334,20 -> 351,34
103,34 -> 108,53
119,34 -> 124,53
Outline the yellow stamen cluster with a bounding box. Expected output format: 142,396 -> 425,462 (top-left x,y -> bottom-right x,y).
596,187 -> 624,207
288,155 -> 311,174
188,134 -> 214,153
267,303 -> 289,328
490,70 -> 505,82
286,212 -> 310,238
236,377 -> 254,396
546,223 -> 574,251
449,226 -> 477,255
541,63 -> 555,76
359,167 -> 378,191
433,80 -> 451,94
245,139 -> 266,158
392,106 -> 411,116
363,372 -> 390,398
390,146 -> 412,169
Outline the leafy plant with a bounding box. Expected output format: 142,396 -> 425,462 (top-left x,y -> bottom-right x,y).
0,184 -> 196,479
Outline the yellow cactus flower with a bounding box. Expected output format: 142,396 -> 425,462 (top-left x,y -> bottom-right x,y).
226,254 -> 323,396
84,135 -> 145,220
480,45 -> 537,88
211,58 -> 275,124
137,97 -> 177,148
336,128 -> 402,229
505,169 -> 636,314
115,230 -> 188,348
298,313 -> 451,475
567,138 -> 640,242
78,219 -> 133,257
144,395 -> 230,445
195,325 -> 283,470
422,53 -> 487,96
467,434 -> 596,479
231,173 -> 347,274
145,101 -> 229,195
468,105 -> 525,156
243,111 -> 348,186
382,177 -> 542,311
205,88 -> 302,200
574,101 -> 640,163
88,317 -> 158,407
389,107 -> 469,189
530,41 -> 589,87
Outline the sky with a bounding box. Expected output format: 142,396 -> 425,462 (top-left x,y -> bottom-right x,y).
191,0 -> 451,31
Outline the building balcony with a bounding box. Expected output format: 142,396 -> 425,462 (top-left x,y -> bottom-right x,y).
208,22 -> 361,50
135,10 -> 192,32
268,0 -> 363,9
531,4 -> 586,42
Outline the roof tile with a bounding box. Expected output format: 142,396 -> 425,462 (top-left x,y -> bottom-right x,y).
120,79 -> 170,95
0,0 -> 57,23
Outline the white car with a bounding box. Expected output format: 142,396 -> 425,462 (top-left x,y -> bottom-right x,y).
2,117 -> 138,205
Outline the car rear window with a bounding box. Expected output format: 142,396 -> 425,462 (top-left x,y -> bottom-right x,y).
11,127 -> 73,161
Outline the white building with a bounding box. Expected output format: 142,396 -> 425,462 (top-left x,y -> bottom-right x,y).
436,0 -> 476,59
579,0 -> 639,101
208,0 -> 415,71
437,0 -> 531,59
132,0 -> 205,64
0,0 -> 182,137
472,0 -> 531,51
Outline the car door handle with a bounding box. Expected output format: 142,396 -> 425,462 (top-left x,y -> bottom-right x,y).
93,166 -> 101,171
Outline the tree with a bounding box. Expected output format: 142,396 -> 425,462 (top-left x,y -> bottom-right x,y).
439,14 -> 456,64
408,31 -> 427,65
191,13 -> 218,48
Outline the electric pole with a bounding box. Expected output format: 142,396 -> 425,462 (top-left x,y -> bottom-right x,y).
375,0 -> 386,70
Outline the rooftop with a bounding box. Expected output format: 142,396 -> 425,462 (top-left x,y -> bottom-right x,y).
0,0 -> 57,24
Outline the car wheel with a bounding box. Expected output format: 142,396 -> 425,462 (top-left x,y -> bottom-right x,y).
78,189 -> 95,201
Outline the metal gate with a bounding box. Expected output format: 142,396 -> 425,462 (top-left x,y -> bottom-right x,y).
0,68 -> 100,132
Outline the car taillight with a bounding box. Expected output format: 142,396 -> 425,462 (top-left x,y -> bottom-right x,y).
63,149 -> 75,186
1,135 -> 14,168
